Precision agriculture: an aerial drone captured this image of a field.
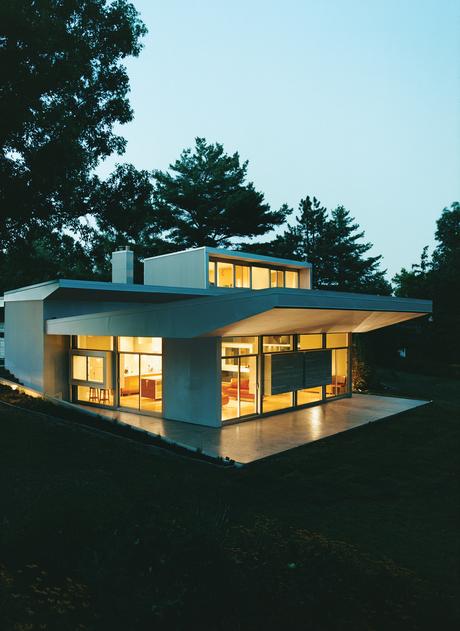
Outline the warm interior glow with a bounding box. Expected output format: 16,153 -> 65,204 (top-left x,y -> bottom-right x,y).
251,266 -> 270,289
76,335 -> 113,350
326,333 -> 348,348
72,355 -> 87,381
119,337 -> 162,354
208,261 -> 216,285
87,356 -> 104,383
217,262 -> 234,287
285,270 -> 299,288
235,265 -> 250,288
298,334 -> 323,350
262,335 -> 293,353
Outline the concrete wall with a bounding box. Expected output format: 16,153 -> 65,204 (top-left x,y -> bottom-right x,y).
163,337 -> 221,427
144,249 -> 207,289
5,300 -> 45,390
44,334 -> 70,399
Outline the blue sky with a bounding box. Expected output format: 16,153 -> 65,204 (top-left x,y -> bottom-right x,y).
99,0 -> 460,278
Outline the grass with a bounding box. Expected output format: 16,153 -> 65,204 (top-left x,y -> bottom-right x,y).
0,369 -> 459,630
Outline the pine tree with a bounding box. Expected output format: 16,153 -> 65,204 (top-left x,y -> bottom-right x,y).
152,138 -> 289,248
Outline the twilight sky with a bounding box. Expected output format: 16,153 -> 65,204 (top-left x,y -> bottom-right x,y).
98,0 -> 460,279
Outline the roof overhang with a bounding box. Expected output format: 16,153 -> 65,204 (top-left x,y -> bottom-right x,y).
46,288 -> 432,338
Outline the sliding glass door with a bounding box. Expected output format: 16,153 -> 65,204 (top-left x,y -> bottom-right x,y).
221,353 -> 258,421
119,352 -> 162,414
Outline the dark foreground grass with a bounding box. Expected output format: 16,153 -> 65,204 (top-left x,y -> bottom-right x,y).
0,370 -> 459,630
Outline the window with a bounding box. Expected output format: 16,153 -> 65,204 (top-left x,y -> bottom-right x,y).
326,333 -> 348,348
221,336 -> 259,356
119,337 -> 162,354
88,357 -> 104,383
72,355 -> 87,381
298,334 -> 323,350
208,261 -> 216,286
251,266 -> 270,289
262,335 -> 293,353
326,349 -> 349,397
76,336 -> 113,350
235,265 -> 250,288
72,354 -> 104,383
217,262 -> 234,287
270,269 -> 284,287
285,270 -> 299,288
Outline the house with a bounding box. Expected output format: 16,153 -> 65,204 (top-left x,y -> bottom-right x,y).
3,247 -> 431,428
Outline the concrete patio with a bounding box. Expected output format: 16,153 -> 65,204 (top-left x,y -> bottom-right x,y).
82,394 -> 429,464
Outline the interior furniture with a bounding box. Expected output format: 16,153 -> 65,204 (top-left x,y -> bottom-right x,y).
89,386 -> 99,402
223,378 -> 255,402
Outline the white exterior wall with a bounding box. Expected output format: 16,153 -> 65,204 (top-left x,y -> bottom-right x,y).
44,334 -> 70,399
163,337 -> 221,427
144,249 -> 207,288
5,300 -> 45,391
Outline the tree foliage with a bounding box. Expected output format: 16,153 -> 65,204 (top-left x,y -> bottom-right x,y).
393,202 -> 460,365
0,0 -> 146,248
248,196 -> 391,294
152,137 -> 290,248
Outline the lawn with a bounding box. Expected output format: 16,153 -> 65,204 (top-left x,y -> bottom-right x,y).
0,370 -> 459,630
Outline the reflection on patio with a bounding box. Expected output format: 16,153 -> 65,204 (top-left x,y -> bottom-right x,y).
79,394 -> 428,464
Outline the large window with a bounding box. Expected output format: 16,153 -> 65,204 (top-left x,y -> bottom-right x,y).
119,337 -> 163,414
235,265 -> 250,288
221,337 -> 258,421
251,266 -> 270,289
209,258 -> 301,291
217,262 -> 234,287
222,333 -> 351,420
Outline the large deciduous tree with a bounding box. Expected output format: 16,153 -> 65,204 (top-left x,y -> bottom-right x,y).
152,137 -> 290,248
0,0 -> 147,274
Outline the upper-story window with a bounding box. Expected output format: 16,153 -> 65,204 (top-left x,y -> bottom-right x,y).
208,258 -> 299,290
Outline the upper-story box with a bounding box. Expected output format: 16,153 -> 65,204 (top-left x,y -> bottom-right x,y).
143,247 -> 312,290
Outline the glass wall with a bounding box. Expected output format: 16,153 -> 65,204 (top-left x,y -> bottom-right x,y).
209,258 -> 300,290
222,333 -> 351,421
119,337 -> 162,413
71,338 -> 113,407
221,337 -> 258,420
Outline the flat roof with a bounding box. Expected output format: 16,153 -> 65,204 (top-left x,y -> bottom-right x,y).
4,278 -> 234,303
46,287 -> 432,338
143,246 -> 312,269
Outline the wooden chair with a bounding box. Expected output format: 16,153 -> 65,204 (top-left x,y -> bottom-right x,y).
89,386 -> 99,402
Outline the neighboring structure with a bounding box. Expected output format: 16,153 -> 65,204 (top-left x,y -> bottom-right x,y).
3,247 -> 431,427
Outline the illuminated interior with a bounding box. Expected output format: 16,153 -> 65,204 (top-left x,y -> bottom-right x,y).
221,333 -> 351,421
119,337 -> 162,413
209,258 -> 300,290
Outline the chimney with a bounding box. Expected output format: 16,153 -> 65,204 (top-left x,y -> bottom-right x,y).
112,246 -> 134,284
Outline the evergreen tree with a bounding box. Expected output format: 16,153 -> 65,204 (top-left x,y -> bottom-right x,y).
393,202 -> 460,366
327,205 -> 391,294
248,197 -> 391,294
153,138 -> 289,248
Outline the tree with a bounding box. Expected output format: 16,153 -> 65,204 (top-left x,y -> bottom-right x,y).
327,205 -> 391,294
393,202 -> 460,367
88,163 -> 167,279
0,0 -> 147,263
152,137 -> 290,248
247,197 -> 391,294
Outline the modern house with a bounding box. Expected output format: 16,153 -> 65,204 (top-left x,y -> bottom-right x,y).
3,247 -> 432,428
